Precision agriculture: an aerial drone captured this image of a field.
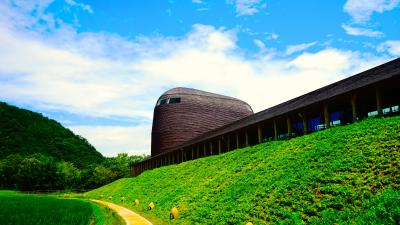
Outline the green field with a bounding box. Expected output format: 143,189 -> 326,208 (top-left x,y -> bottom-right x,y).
86,116 -> 400,224
0,191 -> 124,225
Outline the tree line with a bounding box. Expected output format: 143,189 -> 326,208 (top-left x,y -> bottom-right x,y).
0,153 -> 144,191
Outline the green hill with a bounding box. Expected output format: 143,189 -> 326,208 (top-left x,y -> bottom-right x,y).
86,116 -> 400,225
0,102 -> 104,167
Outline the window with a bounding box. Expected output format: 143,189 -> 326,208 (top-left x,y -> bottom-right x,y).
368,111 -> 378,117
169,97 -> 181,104
156,97 -> 181,106
159,98 -> 168,105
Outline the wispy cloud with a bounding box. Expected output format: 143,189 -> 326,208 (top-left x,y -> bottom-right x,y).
266,32 -> 279,40
342,0 -> 398,38
285,41 -> 317,55
341,24 -> 384,37
344,0 -> 399,23
228,0 -> 267,16
65,0 -> 94,14
377,40 -> 400,56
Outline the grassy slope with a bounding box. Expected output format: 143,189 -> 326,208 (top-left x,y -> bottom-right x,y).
86,117 -> 400,225
0,102 -> 104,167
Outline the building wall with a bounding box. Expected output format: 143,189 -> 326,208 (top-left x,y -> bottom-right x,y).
151,88 -> 253,156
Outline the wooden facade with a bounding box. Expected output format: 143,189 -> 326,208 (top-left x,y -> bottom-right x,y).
132,58 -> 400,176
151,87 -> 253,156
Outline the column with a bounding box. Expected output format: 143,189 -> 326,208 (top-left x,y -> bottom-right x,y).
273,120 -> 278,140
376,87 -> 383,116
245,129 -> 249,146
257,125 -> 263,143
227,135 -> 231,151
210,142 -> 213,155
236,132 -> 240,149
351,94 -> 357,122
286,117 -> 292,138
324,103 -> 330,128
301,112 -> 308,134
218,139 -> 221,154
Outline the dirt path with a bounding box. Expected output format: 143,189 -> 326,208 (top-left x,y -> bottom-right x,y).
91,199 -> 153,225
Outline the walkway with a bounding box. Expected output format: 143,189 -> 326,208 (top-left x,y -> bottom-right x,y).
91,199 -> 153,225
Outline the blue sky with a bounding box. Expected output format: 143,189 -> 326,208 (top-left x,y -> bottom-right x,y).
0,0 -> 399,156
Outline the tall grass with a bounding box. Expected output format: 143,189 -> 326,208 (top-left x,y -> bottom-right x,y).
86,116 -> 400,224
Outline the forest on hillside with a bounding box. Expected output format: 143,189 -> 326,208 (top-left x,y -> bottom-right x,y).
0,102 -> 144,191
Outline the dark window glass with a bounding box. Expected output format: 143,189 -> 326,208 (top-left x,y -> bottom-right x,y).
159,98 -> 168,105
169,97 -> 181,104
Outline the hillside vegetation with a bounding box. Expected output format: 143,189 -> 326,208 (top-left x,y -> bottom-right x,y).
0,102 -> 103,167
86,116 -> 400,224
0,102 -> 144,190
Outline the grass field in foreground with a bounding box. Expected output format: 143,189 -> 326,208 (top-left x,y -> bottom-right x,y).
86,116 -> 400,225
0,191 -> 125,225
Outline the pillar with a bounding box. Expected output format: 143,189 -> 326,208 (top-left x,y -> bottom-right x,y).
197,145 -> 200,158
203,143 -> 207,156
218,139 -> 221,154
257,125 -> 263,143
324,103 -> 330,128
257,125 -> 262,144
210,142 -> 213,155
191,147 -> 194,160
236,132 -> 240,149
301,112 -> 308,134
273,120 -> 278,140
245,129 -> 249,146
351,94 -> 357,122
286,117 -> 292,138
376,87 -> 383,116
172,153 -> 175,164
227,135 -> 231,151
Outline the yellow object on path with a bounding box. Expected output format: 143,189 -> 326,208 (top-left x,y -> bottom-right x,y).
91,199 -> 153,225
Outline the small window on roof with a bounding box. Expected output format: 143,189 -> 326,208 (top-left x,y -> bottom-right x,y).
169,97 -> 181,104
159,98 -> 168,105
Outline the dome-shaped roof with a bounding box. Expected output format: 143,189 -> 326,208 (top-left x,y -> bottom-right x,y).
161,87 -> 248,102
151,87 -> 253,156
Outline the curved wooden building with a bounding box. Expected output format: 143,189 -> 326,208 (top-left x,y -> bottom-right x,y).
151,87 -> 253,156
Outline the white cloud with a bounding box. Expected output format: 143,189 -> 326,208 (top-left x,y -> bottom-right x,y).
70,125 -> 151,157
0,1 -> 390,156
266,32 -> 279,40
228,0 -> 267,16
341,24 -> 384,37
344,0 -> 399,23
253,39 -> 265,49
65,0 -> 94,14
377,40 -> 400,56
285,41 -> 317,55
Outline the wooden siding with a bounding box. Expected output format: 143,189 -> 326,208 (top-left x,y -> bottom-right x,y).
151,87 -> 253,156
